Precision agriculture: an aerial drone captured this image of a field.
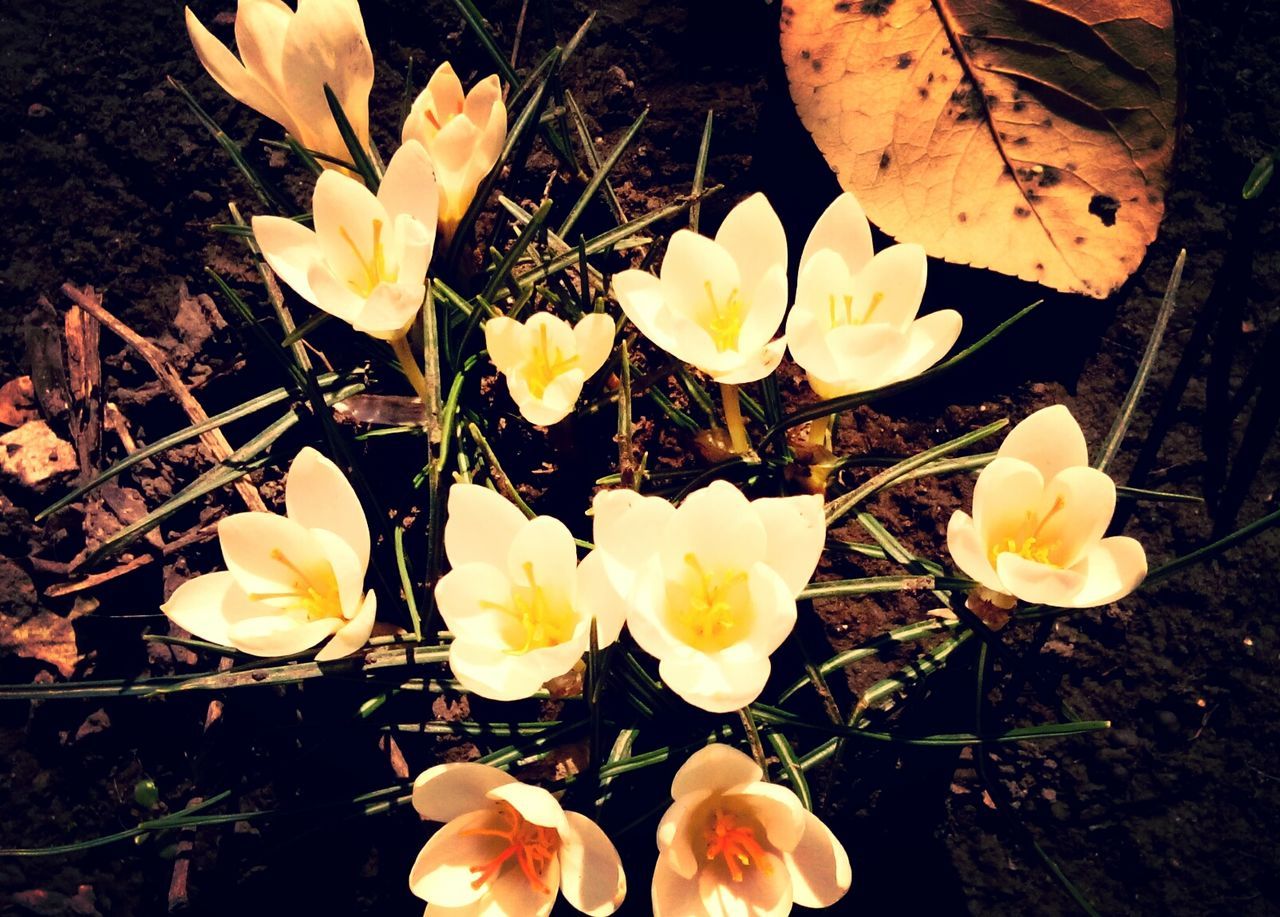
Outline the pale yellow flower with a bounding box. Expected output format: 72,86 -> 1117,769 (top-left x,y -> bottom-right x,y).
786,193 -> 962,398
410,763 -> 626,916
401,62 -> 507,242
947,405 -> 1148,608
485,312 -> 615,426
185,0 -> 374,166
161,447 -> 375,660
653,744 -> 851,916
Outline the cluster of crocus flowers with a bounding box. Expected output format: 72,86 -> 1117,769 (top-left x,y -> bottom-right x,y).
786,193 -> 963,401
185,0 -> 374,166
402,62 -> 508,243
653,744 -> 851,916
590,480 -> 825,712
484,312 -> 615,426
410,762 -> 627,916
434,484 -> 625,700
947,405 -> 1148,610
161,448 -> 376,660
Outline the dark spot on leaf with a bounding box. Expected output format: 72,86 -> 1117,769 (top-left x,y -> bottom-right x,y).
1002,165 -> 1014,176
1147,193 -> 1159,204
917,87 -> 929,99
1089,194 -> 1120,226
970,25 -> 989,38
927,72 -> 935,83
833,0 -> 853,10
1012,100 -> 1026,113
1014,206 -> 1031,218
800,49 -> 810,59
811,59 -> 823,72
1074,236 -> 1085,245
1065,162 -> 1077,171
1034,262 -> 1044,271
1042,117 -> 1053,127
859,0 -> 894,15
985,94 -> 999,108
1011,136 -> 1029,146
1025,188 -> 1040,201
957,212 -> 968,223
879,151 -> 891,169
1039,166 -> 1061,188
897,53 -> 913,69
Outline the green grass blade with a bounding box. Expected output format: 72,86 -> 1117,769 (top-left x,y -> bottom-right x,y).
690,110 -> 714,233
323,83 -> 380,189
557,107 -> 648,239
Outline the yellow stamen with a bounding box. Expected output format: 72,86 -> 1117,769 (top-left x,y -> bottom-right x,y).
672,554 -> 749,651
703,808 -> 771,883
246,548 -> 341,620
481,562 -> 576,654
461,802 -> 560,895
338,218 -> 397,297
524,324 -> 579,398
703,281 -> 748,353
827,291 -> 883,328
990,496 -> 1068,567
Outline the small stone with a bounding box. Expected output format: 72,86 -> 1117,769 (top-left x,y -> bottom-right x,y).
0,421 -> 78,489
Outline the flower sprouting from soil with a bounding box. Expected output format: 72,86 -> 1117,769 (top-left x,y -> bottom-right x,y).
590,480 -> 824,712
484,312 -> 615,426
401,62 -> 507,243
434,484 -> 626,700
185,0 -> 374,166
786,193 -> 963,399
947,404 -> 1148,609
161,447 -> 376,660
652,743 -> 850,916
251,139 -> 438,341
410,762 -> 626,916
611,193 -> 789,384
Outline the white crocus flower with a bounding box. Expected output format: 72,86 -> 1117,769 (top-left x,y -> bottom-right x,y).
162,447 -> 376,660
590,480 -> 824,713
251,139 -> 439,343
434,485 -> 626,701
786,193 -> 963,399
401,62 -> 507,243
410,762 -> 626,916
652,744 -> 851,917
611,193 -> 788,385
185,0 -> 374,167
485,312 -> 615,426
947,405 -> 1148,609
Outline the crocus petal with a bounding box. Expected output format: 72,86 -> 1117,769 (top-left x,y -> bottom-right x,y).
592,489 -> 676,597
698,849 -> 792,917
484,317 -> 528,373
662,479 -> 765,574
785,306 -> 840,382
573,313 -> 616,378
656,788 -> 712,877
781,809 -> 852,908
184,6 -> 295,134
353,282 -> 425,340
304,261 -> 365,322
652,855 -> 709,917
312,169 -> 390,289
660,652 -> 771,713
574,550 -> 627,648
506,516 -> 578,598
449,637 -> 585,701
853,243 -> 927,331
997,404 -> 1089,481
659,230 -> 741,328
625,565 -> 692,661
709,336 -> 786,384
310,527 -> 365,618
713,192 -> 787,299
486,782 -> 568,831
434,564 -> 517,649
315,589 -> 376,661
1038,465 -> 1117,568
378,139 -> 440,232
893,309 -> 963,382
227,614 -> 341,657
800,191 -> 874,277
409,809 -> 506,907
750,494 -> 824,596
161,571 -> 259,647
728,782 -> 806,852
285,446 -> 370,572
252,215 -> 323,306
1061,536 -> 1147,608
945,511 -> 1006,593
463,75 -> 505,162
557,811 -> 627,916
823,322 -> 911,391
740,564 -> 797,657
445,484 -> 529,568
233,0 -> 293,96
486,849 -> 560,917
995,552 -> 1087,606
412,761 -> 516,823
735,263 -> 788,354
971,456 -> 1045,547
280,0 -> 374,160
218,512 -> 331,600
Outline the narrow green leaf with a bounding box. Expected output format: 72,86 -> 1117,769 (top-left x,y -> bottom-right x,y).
690,110 -> 714,233
1243,152 -> 1275,200
558,108 -> 649,239
323,83 -> 380,189
767,733 -> 812,811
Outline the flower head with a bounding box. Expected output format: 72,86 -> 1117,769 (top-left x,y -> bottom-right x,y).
401,62 -> 507,242
485,312 -> 615,426
590,480 -> 824,712
251,140 -> 438,340
185,0 -> 374,166
947,405 -> 1148,608
161,447 -> 375,660
786,193 -> 963,398
612,193 -> 788,383
434,485 -> 626,700
410,762 -> 626,916
653,744 -> 850,916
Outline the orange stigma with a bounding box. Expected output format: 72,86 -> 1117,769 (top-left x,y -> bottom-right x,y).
703,808 -> 771,883
461,802 -> 560,895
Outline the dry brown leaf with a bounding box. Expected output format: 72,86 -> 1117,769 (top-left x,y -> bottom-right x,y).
781,0 -> 1178,297
0,376 -> 39,427
0,610 -> 81,677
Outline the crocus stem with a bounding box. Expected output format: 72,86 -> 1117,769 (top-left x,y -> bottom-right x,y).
808,414 -> 832,447
720,383 -> 750,454
737,707 -> 770,781
390,334 -> 431,411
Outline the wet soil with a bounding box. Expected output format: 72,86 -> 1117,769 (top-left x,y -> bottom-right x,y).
1,0 -> 1279,914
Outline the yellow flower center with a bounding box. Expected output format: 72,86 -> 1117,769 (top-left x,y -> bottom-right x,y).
339,218 -> 398,298
703,807 -> 771,883
667,554 -> 751,652
524,324 -> 579,399
246,548 -> 343,620
481,562 -> 577,655
826,290 -> 883,329
461,801 -> 560,895
990,496 -> 1068,568
702,281 -> 748,353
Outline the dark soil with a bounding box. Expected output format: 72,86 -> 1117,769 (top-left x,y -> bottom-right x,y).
1,0 -> 1278,915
